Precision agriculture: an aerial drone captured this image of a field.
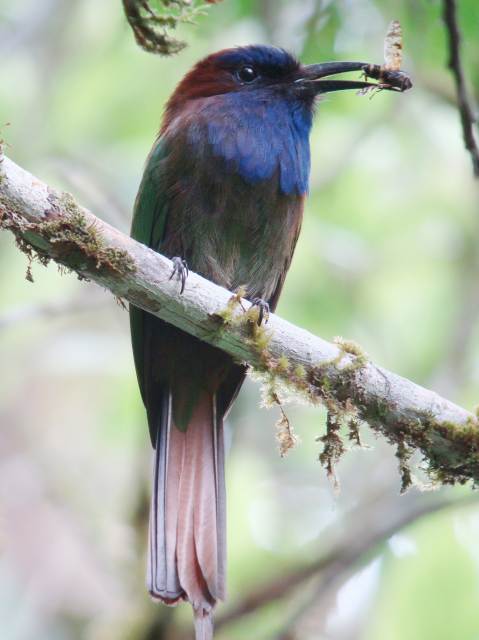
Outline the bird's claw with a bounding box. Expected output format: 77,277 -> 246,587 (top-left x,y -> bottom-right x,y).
169,257 -> 189,294
250,298 -> 270,325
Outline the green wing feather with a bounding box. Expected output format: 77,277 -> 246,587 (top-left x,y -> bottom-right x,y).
130,138 -> 169,402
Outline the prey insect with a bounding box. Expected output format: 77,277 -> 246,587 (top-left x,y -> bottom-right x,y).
360,20 -> 412,94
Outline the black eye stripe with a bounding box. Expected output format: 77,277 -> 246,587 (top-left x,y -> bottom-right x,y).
237,65 -> 258,83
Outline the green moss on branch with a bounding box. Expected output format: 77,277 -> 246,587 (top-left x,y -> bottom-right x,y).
0,191 -> 136,281
212,292 -> 479,490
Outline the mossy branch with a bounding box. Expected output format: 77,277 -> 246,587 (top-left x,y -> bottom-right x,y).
122,0 -> 222,56
1,148 -> 479,488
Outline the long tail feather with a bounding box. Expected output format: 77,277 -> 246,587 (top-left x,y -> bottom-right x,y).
148,391 -> 182,601
194,609 -> 214,640
148,390 -> 226,638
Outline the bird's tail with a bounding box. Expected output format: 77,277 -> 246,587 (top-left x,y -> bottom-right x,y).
147,390 -> 226,639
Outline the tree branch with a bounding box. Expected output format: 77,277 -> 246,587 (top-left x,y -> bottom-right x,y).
1,149 -> 479,486
442,0 -> 479,177
216,492 -> 475,634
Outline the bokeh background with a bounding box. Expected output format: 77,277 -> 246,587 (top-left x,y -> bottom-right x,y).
2,1 -> 479,639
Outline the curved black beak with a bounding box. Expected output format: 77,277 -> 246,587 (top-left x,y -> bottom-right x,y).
296,60 -> 378,94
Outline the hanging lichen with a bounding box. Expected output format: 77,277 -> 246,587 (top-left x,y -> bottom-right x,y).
318,411 -> 345,491
123,0 -> 223,55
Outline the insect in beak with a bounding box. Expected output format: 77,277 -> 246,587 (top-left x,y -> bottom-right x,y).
297,59 -> 411,95
298,21 -> 412,96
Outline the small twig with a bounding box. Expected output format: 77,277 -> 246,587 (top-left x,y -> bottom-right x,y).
274,495 -> 477,640
442,0 -> 479,177
216,493 -> 475,632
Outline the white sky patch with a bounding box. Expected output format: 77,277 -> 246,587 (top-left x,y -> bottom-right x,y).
248,485 -> 338,551
388,533 -> 418,558
326,557 -> 382,634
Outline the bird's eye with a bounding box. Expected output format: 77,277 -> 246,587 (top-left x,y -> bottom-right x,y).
237,66 -> 258,83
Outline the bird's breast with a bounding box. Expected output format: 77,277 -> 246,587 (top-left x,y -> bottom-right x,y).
161,102 -> 309,304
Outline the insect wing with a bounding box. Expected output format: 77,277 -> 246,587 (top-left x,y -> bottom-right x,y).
384,19 -> 403,71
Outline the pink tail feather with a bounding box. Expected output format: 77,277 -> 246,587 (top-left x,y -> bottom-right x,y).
148,391 -> 226,639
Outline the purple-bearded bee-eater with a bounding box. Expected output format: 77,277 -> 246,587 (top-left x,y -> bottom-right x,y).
130,45 -> 388,639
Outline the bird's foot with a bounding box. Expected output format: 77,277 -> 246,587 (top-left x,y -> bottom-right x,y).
169,257 -> 189,294
250,298 -> 270,326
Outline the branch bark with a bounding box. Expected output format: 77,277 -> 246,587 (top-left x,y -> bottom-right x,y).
442,0 -> 479,177
1,149 -> 479,485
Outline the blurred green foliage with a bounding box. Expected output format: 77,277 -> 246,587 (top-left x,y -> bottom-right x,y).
1,1 -> 479,639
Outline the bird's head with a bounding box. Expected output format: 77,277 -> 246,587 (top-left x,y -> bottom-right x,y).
163,44 -> 375,127
161,45 -> 380,195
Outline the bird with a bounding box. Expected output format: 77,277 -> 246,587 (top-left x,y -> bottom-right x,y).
130,44 -> 378,639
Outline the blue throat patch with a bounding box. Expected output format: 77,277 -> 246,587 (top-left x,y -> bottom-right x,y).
187,89 -> 313,196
